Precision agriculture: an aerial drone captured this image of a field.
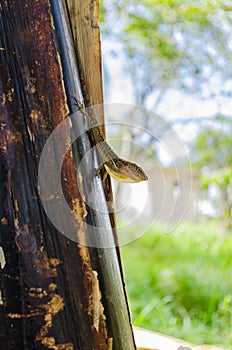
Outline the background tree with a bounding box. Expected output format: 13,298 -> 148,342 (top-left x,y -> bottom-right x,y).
101,0 -> 232,107
191,116 -> 232,229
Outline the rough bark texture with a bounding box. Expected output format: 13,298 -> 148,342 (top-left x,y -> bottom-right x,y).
0,0 -> 136,349
0,1 -> 107,349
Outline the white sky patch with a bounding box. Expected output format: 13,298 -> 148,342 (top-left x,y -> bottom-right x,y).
112,178 -> 149,215
102,40 -> 135,104
103,55 -> 134,103
172,123 -> 198,143
147,89 -> 222,120
198,200 -> 219,217
129,181 -> 148,213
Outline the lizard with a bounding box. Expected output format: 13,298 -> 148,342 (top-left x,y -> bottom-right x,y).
73,97 -> 148,183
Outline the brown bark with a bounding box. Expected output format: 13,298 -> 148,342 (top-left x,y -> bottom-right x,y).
0,0 -> 136,349
0,1 -> 107,349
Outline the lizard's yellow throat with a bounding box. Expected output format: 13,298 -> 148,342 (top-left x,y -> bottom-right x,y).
104,164 -> 148,183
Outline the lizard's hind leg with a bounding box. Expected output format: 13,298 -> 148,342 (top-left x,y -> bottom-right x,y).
95,164 -> 105,178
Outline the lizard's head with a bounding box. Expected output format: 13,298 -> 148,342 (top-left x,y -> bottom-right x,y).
104,159 -> 148,183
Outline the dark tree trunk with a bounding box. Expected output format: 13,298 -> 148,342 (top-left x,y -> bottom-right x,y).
0,1 -> 136,349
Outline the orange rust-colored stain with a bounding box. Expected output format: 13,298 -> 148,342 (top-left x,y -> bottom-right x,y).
35,283 -> 74,349
6,88 -> 14,102
0,217 -> 8,225
8,284 -> 74,349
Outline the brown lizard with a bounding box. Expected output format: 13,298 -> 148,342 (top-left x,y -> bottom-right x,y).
73,98 -> 148,183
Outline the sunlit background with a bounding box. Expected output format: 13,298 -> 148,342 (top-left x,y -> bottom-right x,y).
99,1 -> 232,348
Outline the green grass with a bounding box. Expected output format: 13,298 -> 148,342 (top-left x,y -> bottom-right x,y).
120,221 -> 232,348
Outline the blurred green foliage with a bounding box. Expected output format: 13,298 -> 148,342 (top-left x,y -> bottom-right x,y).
192,117 -> 232,170
100,0 -> 232,103
121,222 -> 232,347
191,117 -> 232,229
201,168 -> 232,191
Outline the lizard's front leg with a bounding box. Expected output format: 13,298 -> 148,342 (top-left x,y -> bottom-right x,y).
96,159 -> 116,178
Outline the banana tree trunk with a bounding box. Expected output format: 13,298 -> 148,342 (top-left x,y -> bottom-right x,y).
0,1 -> 136,349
